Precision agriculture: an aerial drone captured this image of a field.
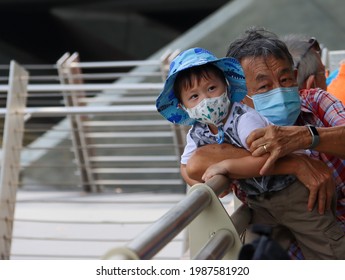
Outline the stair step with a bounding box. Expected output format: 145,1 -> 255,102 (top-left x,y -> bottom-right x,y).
85,131 -> 173,138
90,156 -> 179,162
91,167 -> 180,174
94,179 -> 184,185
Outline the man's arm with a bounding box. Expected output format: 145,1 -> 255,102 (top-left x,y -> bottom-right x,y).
268,153 -> 334,214
246,125 -> 345,175
187,143 -> 334,214
317,126 -> 345,157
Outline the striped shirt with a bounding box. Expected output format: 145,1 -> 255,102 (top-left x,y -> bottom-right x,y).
288,88 -> 345,259
298,88 -> 345,231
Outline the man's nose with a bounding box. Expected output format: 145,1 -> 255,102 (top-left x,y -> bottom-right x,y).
273,80 -> 281,88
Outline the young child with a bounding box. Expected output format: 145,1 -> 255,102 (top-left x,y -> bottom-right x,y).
156,47 -> 345,259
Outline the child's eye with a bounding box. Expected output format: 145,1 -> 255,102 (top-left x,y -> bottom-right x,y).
189,94 -> 198,101
208,86 -> 216,92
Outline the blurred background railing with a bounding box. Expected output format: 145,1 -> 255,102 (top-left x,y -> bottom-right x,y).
0,51 -> 194,259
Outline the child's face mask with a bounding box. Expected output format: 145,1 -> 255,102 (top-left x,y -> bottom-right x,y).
183,91 -> 230,126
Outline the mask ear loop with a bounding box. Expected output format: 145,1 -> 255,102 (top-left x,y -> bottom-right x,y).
216,124 -> 225,144
225,78 -> 231,98
217,78 -> 229,144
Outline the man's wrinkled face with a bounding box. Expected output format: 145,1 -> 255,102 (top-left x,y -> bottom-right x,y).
240,55 -> 297,108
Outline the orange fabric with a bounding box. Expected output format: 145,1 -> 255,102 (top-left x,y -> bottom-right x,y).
327,63 -> 345,104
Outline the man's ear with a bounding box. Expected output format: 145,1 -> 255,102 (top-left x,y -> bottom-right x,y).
305,74 -> 316,89
293,68 -> 298,80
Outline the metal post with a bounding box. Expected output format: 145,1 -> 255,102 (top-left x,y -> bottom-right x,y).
126,186 -> 212,259
188,178 -> 243,260
193,229 -> 235,260
103,175 -> 241,260
57,53 -> 98,192
0,61 -> 29,259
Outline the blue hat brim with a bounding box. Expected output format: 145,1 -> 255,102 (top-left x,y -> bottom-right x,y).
156,55 -> 247,125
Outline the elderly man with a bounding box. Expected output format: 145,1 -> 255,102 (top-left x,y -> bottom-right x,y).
239,30 -> 345,220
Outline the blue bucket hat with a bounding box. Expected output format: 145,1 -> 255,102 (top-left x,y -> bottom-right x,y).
156,47 -> 247,126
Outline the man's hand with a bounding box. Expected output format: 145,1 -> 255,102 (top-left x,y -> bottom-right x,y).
292,154 -> 334,214
246,125 -> 309,175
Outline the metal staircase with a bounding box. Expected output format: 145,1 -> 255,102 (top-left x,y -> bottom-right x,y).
0,51 -> 190,259
2,50 -> 187,194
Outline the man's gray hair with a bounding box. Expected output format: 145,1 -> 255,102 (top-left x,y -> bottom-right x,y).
226,27 -> 294,68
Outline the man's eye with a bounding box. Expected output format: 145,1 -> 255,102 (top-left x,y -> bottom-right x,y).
258,84 -> 268,91
281,77 -> 294,85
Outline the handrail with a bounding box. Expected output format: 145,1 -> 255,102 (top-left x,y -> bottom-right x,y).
193,229 -> 234,260
0,105 -> 156,119
103,175 -> 250,260
0,59 -> 162,71
0,83 -> 164,92
71,60 -> 161,68
127,185 -> 212,259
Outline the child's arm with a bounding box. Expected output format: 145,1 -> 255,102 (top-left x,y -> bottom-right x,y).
180,164 -> 201,186
202,154 -> 269,182
187,143 -> 250,181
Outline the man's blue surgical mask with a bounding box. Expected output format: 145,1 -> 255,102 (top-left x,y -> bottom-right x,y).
247,87 -> 301,126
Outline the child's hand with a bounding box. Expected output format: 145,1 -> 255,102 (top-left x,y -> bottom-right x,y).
202,163 -> 228,182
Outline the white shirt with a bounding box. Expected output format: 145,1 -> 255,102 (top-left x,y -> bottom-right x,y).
181,102 -> 270,164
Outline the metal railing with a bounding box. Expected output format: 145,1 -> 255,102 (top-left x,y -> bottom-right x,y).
0,58 -> 250,260
0,61 -> 29,259
0,53 -> 189,259
103,175 -> 250,260
0,50 -> 185,193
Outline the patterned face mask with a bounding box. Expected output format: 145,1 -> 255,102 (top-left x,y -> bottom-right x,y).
184,91 -> 230,125
183,91 -> 230,143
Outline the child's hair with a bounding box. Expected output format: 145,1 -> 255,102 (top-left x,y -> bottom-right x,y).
173,63 -> 226,103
